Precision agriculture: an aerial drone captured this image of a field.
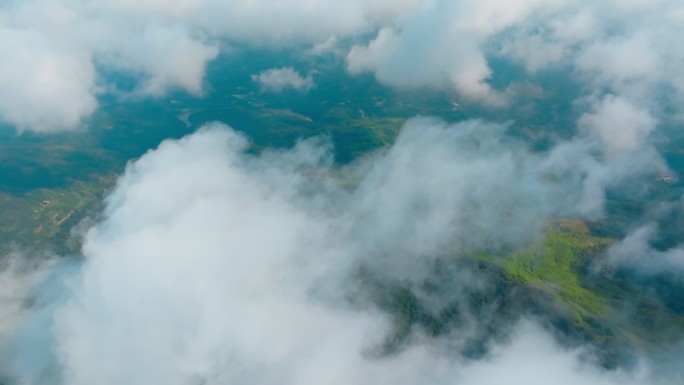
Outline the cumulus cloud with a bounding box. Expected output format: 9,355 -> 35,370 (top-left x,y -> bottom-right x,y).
1,121 -> 672,384
307,36 -> 342,56
96,22 -> 219,97
0,0 -> 219,131
0,0 -> 424,132
347,13 -> 503,103
607,224 -> 684,275
2,0 -> 683,133
0,28 -> 96,132
578,95 -> 658,158
346,0 -> 567,103
252,67 -> 315,93
347,0 -> 684,142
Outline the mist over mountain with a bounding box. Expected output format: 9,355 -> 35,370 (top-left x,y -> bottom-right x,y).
1,1 -> 684,384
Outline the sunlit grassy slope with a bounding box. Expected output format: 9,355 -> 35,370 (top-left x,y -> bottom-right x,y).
471,221 -> 684,350
370,220 -> 684,368
475,222 -> 612,325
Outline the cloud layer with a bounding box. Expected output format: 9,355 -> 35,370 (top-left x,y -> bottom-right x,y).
1,121 -> 671,384
1,1 -> 683,383
0,0 -> 419,132
607,224 -> 684,275
2,0 -> 683,134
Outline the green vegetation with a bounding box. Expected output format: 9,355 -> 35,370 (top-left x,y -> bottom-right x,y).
0,53 -> 439,252
475,221 -> 613,327
471,221 -> 684,349
0,176 -> 116,254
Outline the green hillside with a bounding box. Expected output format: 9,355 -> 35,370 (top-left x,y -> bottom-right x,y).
474,222 -> 684,351
475,222 -> 612,328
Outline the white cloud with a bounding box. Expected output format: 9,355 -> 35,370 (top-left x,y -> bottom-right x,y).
578,95 -> 658,158
1,121 -> 670,384
0,0 -> 424,132
575,32 -> 662,97
0,0 -> 219,131
607,224 -> 684,274
308,36 -> 342,56
252,67 -> 315,93
0,28 -> 96,132
346,0 -> 684,140
454,322 -> 652,385
2,0 -> 683,133
496,1 -> 684,129
347,4 -> 504,103
98,23 -> 219,97
346,0 -> 569,104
